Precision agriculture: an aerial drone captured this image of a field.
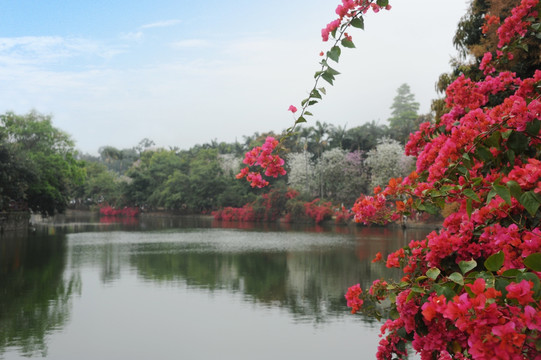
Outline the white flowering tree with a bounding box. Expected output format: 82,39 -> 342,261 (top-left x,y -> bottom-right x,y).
365,137 -> 414,192
286,151 -> 317,197
317,148 -> 347,200
218,153 -> 242,177
337,150 -> 369,205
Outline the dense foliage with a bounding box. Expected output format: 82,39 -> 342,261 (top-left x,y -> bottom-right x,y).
0,111 -> 84,216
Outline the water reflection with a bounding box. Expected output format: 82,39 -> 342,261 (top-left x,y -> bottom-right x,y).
0,233 -> 80,358
66,226 -> 429,323
0,213 -> 433,359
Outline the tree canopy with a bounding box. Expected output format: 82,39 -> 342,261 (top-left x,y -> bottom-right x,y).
0,111 -> 84,215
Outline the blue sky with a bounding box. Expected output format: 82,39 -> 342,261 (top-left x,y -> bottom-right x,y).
0,0 -> 469,155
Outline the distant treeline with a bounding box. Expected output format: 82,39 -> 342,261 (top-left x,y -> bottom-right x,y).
0,84 -> 427,217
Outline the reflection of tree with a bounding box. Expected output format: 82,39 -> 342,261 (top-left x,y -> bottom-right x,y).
0,233 -> 79,357
129,228 -> 429,324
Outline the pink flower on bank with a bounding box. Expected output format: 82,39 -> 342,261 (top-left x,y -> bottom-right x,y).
288,105 -> 297,113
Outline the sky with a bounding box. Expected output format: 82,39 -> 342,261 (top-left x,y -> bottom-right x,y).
0,0 -> 469,155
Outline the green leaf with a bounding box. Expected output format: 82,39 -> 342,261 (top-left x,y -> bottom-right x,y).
507,131 -> 529,153
459,259 -> 477,274
519,191 -> 541,216
486,189 -> 497,204
304,111 -> 313,116
495,277 -> 510,295
472,177 -> 483,186
484,251 -> 504,272
526,119 -> 540,136
318,87 -> 326,95
507,149 -> 516,166
376,0 -> 389,6
485,131 -> 501,148
463,188 -> 481,202
310,89 -> 322,99
475,146 -> 493,162
326,65 -> 341,76
448,272 -> 464,286
328,46 -> 341,63
295,116 -> 307,124
466,198 -> 473,217
506,180 -> 523,200
417,202 -> 440,215
493,184 -> 511,205
502,269 -> 523,277
524,253 -> 541,271
476,271 -> 496,287
321,71 -> 335,85
341,38 -> 355,48
350,17 -> 364,29
426,267 -> 441,280
433,283 -> 457,301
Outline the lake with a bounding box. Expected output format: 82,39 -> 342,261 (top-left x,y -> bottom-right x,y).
0,213 -> 433,359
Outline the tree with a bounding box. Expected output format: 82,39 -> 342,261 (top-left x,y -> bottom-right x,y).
98,145 -> 138,174
73,162 -> 122,206
0,111 -> 84,215
342,121 -> 389,152
453,0 -> 540,79
432,0 -> 540,122
134,138 -> 155,155
364,137 -> 414,192
0,129 -> 34,210
328,123 -> 348,149
337,150 -> 369,205
286,151 -> 317,197
317,148 -> 348,199
387,83 -> 420,145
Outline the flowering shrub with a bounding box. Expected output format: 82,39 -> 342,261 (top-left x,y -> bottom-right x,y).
215,189 -> 345,225
214,186 -> 293,222
238,0 -> 541,358
345,1 -> 541,358
212,205 -> 255,222
304,198 -> 333,224
334,205 -> 353,224
99,205 -> 140,217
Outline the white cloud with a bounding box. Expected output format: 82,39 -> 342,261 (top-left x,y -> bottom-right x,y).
120,31 -> 144,41
140,19 -> 181,29
0,36 -> 123,66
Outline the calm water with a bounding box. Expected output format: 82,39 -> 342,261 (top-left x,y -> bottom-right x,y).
0,213 -> 432,360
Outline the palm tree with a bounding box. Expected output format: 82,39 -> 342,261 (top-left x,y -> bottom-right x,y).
328,123 -> 348,149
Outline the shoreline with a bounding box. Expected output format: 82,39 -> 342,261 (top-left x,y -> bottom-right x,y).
58,208 -> 443,230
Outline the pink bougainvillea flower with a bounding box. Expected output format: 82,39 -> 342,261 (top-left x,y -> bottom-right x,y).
345,283 -> 363,314
372,252 -> 383,263
288,105 -> 297,113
